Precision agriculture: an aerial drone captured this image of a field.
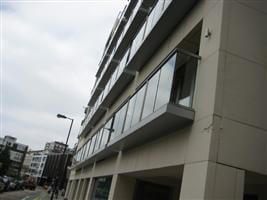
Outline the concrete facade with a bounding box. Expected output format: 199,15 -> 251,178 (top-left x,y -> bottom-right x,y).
68,0 -> 267,199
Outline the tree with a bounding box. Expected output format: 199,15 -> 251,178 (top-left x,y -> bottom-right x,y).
0,147 -> 11,176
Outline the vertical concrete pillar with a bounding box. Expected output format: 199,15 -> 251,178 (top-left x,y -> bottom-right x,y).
108,174 -> 136,200
179,161 -> 245,200
76,179 -> 84,200
84,162 -> 96,200
80,178 -> 90,200
84,177 -> 94,200
73,179 -> 82,200
64,180 -> 72,198
69,180 -> 78,200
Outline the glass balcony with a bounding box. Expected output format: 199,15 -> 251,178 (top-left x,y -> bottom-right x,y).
74,50 -> 200,168
87,0 -> 153,108
81,0 -> 198,138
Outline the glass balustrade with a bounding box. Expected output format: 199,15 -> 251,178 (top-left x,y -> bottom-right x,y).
75,50 -> 198,164
81,0 -> 174,138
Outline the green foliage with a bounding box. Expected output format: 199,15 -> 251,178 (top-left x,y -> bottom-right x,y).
0,147 -> 11,176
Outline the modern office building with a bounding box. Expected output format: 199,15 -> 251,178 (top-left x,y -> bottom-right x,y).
67,0 -> 267,199
21,151 -> 34,176
42,152 -> 73,188
28,150 -> 48,183
45,141 -> 68,153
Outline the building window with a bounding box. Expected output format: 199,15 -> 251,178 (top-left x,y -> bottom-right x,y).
141,70 -> 160,119
91,176 -> 112,200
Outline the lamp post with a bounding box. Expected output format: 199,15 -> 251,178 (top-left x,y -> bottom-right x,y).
50,114 -> 74,200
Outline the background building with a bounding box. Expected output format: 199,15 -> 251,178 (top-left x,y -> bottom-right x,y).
21,151 -> 34,177
67,0 -> 267,199
0,135 -> 28,177
28,150 -> 48,183
45,141 -> 68,153
42,152 -> 73,188
27,141 -> 73,186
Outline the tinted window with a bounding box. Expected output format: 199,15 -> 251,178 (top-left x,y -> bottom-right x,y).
171,58 -> 197,107
91,177 -> 112,200
123,96 -> 136,131
142,70 -> 160,119
131,85 -> 146,126
154,54 -> 176,110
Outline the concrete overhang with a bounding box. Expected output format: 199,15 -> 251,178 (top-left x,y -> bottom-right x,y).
95,0 -> 138,78
127,0 -> 199,72
87,0 -> 155,107
74,103 -> 194,170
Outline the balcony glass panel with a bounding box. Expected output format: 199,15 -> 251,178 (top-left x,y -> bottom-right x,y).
123,96 -> 136,132
154,54 -> 176,111
89,134 -> 96,155
86,140 -> 91,158
93,133 -> 100,153
95,129 -> 103,152
144,4 -> 156,38
141,70 -> 160,119
117,48 -> 129,77
163,0 -> 172,11
151,1 -> 164,28
129,22 -> 146,62
110,103 -> 128,140
103,79 -> 111,99
100,118 -> 113,148
131,85 -> 146,126
110,67 -> 118,88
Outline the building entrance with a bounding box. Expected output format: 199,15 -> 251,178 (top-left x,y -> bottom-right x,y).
134,180 -> 172,200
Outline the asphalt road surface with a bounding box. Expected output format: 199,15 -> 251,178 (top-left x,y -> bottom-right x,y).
0,189 -> 41,200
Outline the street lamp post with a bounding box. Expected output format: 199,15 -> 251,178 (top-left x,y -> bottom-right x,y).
50,114 -> 74,200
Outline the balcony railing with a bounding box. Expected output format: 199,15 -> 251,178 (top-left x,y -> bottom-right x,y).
73,49 -> 200,168
80,0 -> 168,136
88,0 -> 154,107
79,0 -> 198,138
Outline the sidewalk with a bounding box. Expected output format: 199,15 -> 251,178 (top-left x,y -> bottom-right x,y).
34,190 -> 66,200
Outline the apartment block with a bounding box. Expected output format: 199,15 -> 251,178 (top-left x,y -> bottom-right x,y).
67,0 -> 267,199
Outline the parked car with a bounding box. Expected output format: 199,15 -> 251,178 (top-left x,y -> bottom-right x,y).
24,176 -> 37,190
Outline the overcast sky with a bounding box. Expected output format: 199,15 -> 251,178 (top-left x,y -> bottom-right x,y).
1,0 -> 126,150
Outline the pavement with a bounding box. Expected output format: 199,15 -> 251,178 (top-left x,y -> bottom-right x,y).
0,189 -> 41,200
0,189 -> 65,200
30,190 -> 65,200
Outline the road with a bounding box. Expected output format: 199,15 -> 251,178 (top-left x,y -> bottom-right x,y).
0,189 -> 42,200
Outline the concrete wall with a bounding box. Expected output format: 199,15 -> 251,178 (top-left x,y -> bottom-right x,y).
212,0 -> 267,175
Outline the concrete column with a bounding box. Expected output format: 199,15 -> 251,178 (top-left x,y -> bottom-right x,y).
69,180 -> 78,200
64,180 -> 72,198
80,178 -> 90,200
179,161 -> 245,200
76,179 -> 84,200
108,174 -> 136,200
84,178 -> 94,200
73,179 -> 82,200
84,162 -> 96,200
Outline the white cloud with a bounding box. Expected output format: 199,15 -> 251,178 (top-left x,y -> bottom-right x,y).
1,0 -> 126,149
